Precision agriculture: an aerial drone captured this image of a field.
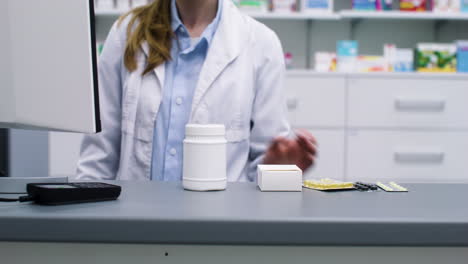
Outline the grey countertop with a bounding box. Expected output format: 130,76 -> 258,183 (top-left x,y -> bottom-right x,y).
1,181 -> 467,246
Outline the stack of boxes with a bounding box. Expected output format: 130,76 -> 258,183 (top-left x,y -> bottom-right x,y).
302,0 -> 333,13
458,41 -> 468,72
353,0 -> 393,11
235,0 -> 333,13
463,0 -> 468,11
351,0 -> 468,12
234,0 -> 269,12
432,0 -> 461,12
399,0 -> 427,11
315,40 -> 468,74
415,43 -> 457,73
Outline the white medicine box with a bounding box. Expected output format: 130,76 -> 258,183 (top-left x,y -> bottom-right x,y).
257,165 -> 303,192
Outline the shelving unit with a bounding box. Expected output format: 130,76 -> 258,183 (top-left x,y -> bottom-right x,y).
95,9 -> 468,21
243,11 -> 340,20
340,10 -> 468,20
286,70 -> 468,79
95,4 -> 468,67
94,9 -> 341,20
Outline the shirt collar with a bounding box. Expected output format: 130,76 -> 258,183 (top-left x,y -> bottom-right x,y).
171,0 -> 222,45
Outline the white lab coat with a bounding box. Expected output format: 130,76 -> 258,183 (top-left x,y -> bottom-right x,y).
76,0 -> 290,182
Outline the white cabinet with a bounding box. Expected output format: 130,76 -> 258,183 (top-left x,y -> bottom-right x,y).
347,130 -> 468,183
285,72 -> 346,181
345,74 -> 468,183
348,75 -> 468,129
304,129 -> 345,181
284,72 -> 468,183
286,72 -> 346,128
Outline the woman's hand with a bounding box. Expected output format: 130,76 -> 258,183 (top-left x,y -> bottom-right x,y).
263,129 -> 318,172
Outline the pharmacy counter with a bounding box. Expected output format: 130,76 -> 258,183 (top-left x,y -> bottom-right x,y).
1,181 -> 468,264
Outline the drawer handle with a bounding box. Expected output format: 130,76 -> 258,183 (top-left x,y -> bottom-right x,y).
394,149 -> 445,163
394,98 -> 445,112
287,98 -> 298,111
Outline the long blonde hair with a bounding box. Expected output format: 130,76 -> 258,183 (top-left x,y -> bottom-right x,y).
119,0 -> 173,75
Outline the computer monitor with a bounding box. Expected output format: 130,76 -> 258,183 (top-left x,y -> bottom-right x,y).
0,0 -> 101,133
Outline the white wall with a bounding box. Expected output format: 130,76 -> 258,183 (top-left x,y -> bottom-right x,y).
49,132 -> 83,177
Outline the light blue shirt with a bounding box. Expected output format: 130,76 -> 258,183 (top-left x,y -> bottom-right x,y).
151,0 -> 223,181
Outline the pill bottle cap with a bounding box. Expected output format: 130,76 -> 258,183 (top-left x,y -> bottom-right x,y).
185,124 -> 225,136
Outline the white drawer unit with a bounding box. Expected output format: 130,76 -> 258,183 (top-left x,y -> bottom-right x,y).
348,75 -> 468,129
346,130 -> 468,183
286,72 -> 346,128
303,129 -> 345,181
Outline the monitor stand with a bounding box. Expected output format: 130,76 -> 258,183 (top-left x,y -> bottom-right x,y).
0,129 -> 7,177
0,130 -> 68,193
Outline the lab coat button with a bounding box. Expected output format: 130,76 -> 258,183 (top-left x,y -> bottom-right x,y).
176,97 -> 183,105
169,148 -> 177,156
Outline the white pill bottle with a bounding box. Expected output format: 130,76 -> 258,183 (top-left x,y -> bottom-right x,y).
183,124 -> 227,191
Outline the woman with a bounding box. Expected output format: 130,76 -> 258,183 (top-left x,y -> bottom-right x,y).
77,0 -> 317,182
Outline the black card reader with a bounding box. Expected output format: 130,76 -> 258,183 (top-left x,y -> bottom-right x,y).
26,182 -> 121,205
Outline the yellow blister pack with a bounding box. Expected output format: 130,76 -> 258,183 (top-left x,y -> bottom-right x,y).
303,178 -> 355,191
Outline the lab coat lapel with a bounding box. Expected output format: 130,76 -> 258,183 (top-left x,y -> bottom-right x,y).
141,41 -> 165,90
190,0 -> 242,116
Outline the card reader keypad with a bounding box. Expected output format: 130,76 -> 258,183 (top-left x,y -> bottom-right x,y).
70,183 -> 114,189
